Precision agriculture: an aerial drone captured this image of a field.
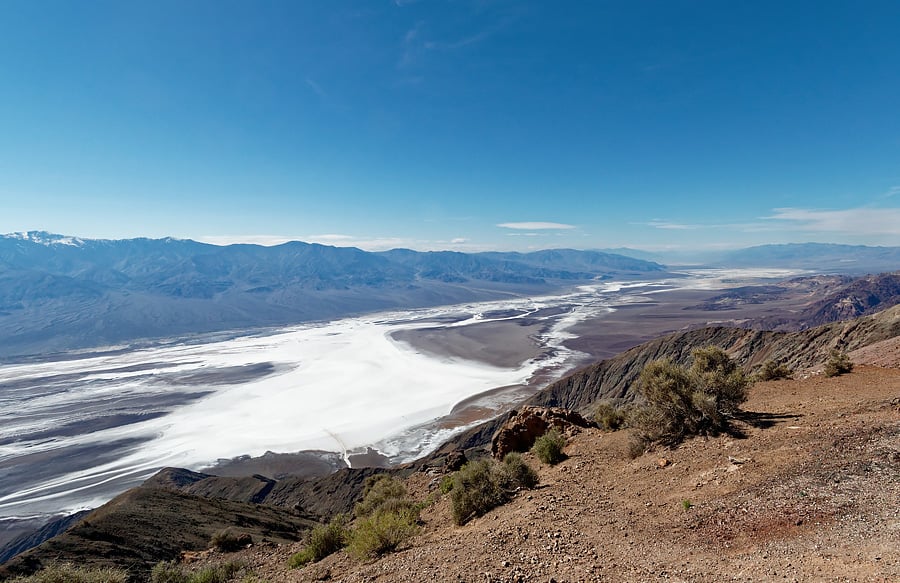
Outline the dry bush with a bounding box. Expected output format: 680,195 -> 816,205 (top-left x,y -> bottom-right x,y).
209,528 -> 250,552
287,514 -> 349,568
346,475 -> 420,560
9,563 -> 128,583
531,428 -> 567,465
824,349 -> 853,377
449,455 -> 539,526
594,399 -> 636,431
633,347 -> 748,448
754,359 -> 792,381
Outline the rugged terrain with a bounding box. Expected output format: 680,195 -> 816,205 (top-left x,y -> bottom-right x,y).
153,364 -> 900,582
3,300 -> 899,580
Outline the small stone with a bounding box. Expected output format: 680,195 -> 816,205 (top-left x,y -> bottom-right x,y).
657,458 -> 669,468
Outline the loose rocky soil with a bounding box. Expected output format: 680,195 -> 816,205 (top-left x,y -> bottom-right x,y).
193,366 -> 899,582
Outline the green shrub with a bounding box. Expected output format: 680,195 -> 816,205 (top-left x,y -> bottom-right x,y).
188,563 -> 243,583
754,359 -> 792,381
209,528 -> 250,552
287,514 -> 349,568
347,507 -> 419,559
150,562 -> 187,583
633,347 -> 749,448
594,400 -> 634,431
438,474 -> 454,494
449,455 -> 539,526
10,563 -> 128,583
450,460 -> 503,525
531,428 -> 567,465
824,349 -> 853,377
150,561 -> 245,583
354,475 -> 415,518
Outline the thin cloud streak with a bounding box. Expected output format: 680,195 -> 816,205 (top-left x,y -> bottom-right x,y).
765,207 -> 900,236
497,222 -> 576,230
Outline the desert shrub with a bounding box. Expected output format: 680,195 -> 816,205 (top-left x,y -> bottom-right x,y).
496,452 -> 539,490
345,475 -> 421,560
824,349 -> 853,377
755,359 -> 792,381
439,474 -> 454,494
450,459 -> 504,525
150,561 -> 245,583
287,514 -> 349,568
10,563 -> 128,583
594,399 -> 635,431
449,455 -> 539,526
210,528 -> 250,552
189,563 -> 244,583
150,562 -> 187,583
531,428 -> 567,465
354,475 -> 415,518
633,347 -> 749,448
347,507 -> 419,559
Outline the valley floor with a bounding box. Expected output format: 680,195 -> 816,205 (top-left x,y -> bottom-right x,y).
201,365 -> 899,582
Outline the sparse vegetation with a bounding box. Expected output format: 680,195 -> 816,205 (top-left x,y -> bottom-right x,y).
450,455 -> 539,526
353,475 -> 417,518
681,499 -> 693,511
210,528 -> 250,552
531,428 -> 567,464
347,505 -> 420,559
496,452 -> 539,490
288,514 -> 350,569
631,346 -> 749,452
9,563 -> 128,583
754,359 -> 792,381
346,475 -> 420,560
594,399 -> 635,430
150,561 -> 246,583
824,349 -> 853,377
439,474 -> 454,494
287,514 -> 349,568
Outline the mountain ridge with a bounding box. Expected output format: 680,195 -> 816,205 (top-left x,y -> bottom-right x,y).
0,232 -> 664,358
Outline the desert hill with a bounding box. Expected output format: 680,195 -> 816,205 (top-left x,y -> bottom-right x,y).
212,364 -> 900,582
2,301 -> 899,580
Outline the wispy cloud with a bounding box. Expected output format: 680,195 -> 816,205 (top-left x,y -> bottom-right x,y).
764,207 -> 900,235
880,185 -> 900,199
398,19 -> 496,70
497,222 -> 576,230
641,219 -> 702,230
304,78 -> 326,98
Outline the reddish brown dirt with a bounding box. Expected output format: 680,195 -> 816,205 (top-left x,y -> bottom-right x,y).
195,366 -> 900,582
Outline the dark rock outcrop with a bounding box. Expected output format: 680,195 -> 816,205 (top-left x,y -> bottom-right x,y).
491,407 -> 593,459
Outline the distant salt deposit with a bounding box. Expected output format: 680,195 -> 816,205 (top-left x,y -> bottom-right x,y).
0,268 -> 804,524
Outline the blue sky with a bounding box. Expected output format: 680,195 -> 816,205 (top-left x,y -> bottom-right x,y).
1,1 -> 899,252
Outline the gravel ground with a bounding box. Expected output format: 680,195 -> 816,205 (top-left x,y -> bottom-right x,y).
190,365 -> 900,583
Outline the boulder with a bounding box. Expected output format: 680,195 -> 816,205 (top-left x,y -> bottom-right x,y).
491,407 -> 593,459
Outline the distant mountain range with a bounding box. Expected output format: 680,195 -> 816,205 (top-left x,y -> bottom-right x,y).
3,232 -> 898,358
609,242 -> 900,271
0,232 -> 664,358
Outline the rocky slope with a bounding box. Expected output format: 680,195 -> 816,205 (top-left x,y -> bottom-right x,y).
159,365 -> 900,582
3,304 -> 899,579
